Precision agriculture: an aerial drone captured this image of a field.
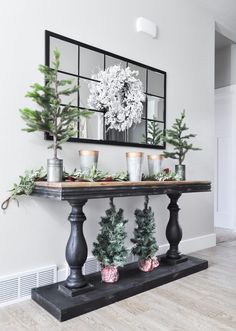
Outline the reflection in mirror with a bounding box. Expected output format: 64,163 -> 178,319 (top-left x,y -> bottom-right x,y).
57,72 -> 78,106
79,78 -> 90,108
79,78 -> 99,109
79,112 -> 104,140
80,47 -> 104,78
147,121 -> 164,146
50,37 -> 78,75
147,95 -> 164,121
128,63 -> 146,91
106,128 -> 126,142
127,120 -> 146,144
105,55 -> 126,69
148,70 -> 165,97
46,32 -> 166,149
70,121 -> 79,138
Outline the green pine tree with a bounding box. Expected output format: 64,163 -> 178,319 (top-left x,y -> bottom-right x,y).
92,198 -> 128,267
147,121 -> 163,145
19,48 -> 90,159
131,196 -> 158,260
142,121 -> 163,145
163,110 -> 201,165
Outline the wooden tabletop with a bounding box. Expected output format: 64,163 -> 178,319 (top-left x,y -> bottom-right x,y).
35,180 -> 210,188
33,180 -> 211,201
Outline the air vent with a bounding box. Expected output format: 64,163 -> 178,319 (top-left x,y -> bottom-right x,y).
39,269 -> 55,287
20,273 -> 37,297
0,278 -> 18,304
84,257 -> 99,275
0,265 -> 57,307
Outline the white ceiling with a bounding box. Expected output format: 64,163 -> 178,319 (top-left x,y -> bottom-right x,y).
199,0 -> 236,38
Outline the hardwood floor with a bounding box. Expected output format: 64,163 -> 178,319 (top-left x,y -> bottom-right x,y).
0,241 -> 236,331
215,227 -> 236,244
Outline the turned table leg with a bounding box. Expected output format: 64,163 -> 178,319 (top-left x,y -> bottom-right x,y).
163,193 -> 187,265
59,199 -> 93,296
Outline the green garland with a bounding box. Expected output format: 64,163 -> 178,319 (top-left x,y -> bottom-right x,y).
1,167 -> 180,211
143,168 -> 181,181
1,167 -> 47,210
66,166 -> 128,182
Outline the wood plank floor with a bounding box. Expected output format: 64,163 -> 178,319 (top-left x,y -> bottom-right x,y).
0,240 -> 236,331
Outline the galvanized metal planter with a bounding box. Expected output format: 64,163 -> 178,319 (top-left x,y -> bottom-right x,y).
47,159 -> 63,182
175,164 -> 186,180
79,150 -> 99,172
126,152 -> 143,181
147,154 -> 163,176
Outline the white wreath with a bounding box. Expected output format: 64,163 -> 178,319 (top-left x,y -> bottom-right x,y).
88,65 -> 145,132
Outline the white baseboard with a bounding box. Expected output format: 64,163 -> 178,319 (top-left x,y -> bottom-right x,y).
1,233 -> 215,306
158,233 -> 216,255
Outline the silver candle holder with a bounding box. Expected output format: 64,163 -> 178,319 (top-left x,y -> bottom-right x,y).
147,154 -> 163,176
79,150 -> 99,172
126,152 -> 143,182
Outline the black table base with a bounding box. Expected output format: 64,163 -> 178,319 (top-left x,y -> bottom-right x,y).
31,181 -> 211,322
32,255 -> 208,322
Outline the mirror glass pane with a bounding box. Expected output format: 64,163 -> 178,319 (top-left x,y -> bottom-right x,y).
79,111 -> 104,140
147,95 -> 164,121
50,37 -> 78,75
148,70 -> 165,97
147,121 -> 164,146
105,55 -> 126,69
80,47 -> 104,78
106,128 -> 126,142
57,72 -> 78,106
128,63 -> 146,92
70,121 -> 79,138
127,120 -> 146,144
79,78 -> 100,109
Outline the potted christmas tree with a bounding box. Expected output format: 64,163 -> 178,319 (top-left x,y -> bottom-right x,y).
131,196 -> 159,272
163,110 -> 201,180
92,198 -> 128,283
20,48 -> 90,182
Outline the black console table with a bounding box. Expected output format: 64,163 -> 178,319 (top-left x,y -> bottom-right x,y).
31,180 -> 211,321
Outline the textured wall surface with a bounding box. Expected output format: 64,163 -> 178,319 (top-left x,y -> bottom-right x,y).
0,0 -> 215,276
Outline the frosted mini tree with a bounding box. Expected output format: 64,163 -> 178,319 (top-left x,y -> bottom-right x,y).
92,198 -> 128,267
131,196 -> 159,272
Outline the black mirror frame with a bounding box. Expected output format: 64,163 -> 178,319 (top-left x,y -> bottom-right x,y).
45,30 -> 167,150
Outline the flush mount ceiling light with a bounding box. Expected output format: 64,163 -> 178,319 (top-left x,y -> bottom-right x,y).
136,17 -> 157,38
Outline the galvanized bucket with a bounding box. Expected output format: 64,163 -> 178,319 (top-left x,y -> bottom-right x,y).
47,158 -> 63,182
147,154 -> 163,176
126,152 -> 143,182
175,164 -> 186,180
79,150 -> 99,172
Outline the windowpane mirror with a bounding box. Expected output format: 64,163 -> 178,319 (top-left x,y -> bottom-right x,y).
148,70 -> 165,97
46,31 -> 166,149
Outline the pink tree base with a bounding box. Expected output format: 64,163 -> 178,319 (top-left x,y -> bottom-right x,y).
138,257 -> 159,272
101,266 -> 119,283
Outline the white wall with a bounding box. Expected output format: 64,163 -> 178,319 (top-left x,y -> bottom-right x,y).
215,87 -> 233,229
215,85 -> 236,231
215,44 -> 236,88
0,0 -> 215,277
